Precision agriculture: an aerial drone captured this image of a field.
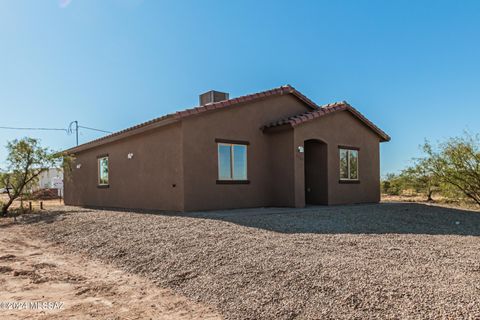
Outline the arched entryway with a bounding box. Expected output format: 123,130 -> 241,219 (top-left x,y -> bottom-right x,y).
304,139 -> 328,205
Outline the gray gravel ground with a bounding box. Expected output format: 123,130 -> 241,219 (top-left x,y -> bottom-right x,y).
20,203 -> 480,319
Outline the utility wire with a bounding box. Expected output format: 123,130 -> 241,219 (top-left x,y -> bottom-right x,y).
78,125 -> 112,134
0,125 -> 111,134
0,122 -> 112,147
0,126 -> 67,132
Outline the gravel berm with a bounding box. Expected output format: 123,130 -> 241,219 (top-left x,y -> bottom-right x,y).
25,203 -> 480,319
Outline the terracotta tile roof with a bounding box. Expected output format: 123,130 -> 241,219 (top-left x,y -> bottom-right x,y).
64,85 -> 318,153
173,84 -> 318,118
262,101 -> 391,142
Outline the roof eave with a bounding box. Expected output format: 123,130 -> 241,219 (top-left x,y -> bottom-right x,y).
262,104 -> 391,142
343,105 -> 390,142
261,123 -> 293,133
380,135 -> 391,142
64,117 -> 179,154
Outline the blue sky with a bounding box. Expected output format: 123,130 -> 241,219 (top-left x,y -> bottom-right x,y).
1,0 -> 479,175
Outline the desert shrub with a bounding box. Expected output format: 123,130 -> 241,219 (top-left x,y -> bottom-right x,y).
381,173 -> 403,195
381,134 -> 480,205
385,133 -> 480,205
400,159 -> 440,201
422,133 -> 480,206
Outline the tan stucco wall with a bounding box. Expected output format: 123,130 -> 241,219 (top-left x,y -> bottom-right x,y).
181,94 -> 309,211
293,110 -> 381,206
64,122 -> 184,211
64,96 -> 384,212
267,129 -> 295,207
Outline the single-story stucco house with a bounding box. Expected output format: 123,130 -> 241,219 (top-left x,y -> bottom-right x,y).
64,85 -> 390,211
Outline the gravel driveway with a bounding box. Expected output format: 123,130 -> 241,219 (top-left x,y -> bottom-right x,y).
22,203 -> 480,319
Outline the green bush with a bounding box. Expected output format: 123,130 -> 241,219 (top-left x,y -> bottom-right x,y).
383,132 -> 480,206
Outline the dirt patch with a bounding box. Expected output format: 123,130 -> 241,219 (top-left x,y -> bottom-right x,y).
0,266 -> 13,273
0,255 -> 16,261
0,193 -> 64,212
32,262 -> 57,269
21,203 -> 480,319
0,221 -> 221,320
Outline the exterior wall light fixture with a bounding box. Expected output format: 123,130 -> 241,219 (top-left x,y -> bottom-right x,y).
127,153 -> 134,159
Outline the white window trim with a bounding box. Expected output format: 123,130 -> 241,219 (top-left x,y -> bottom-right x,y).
217,143 -> 248,181
98,156 -> 109,186
339,149 -> 359,181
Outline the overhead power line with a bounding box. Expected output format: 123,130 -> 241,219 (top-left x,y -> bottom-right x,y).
0,126 -> 67,132
78,125 -> 112,134
0,121 -> 113,146
67,121 -> 112,146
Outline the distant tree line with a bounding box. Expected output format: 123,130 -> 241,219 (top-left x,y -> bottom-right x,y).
382,133 -> 480,206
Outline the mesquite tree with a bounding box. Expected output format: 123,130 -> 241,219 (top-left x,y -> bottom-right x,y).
401,158 -> 441,201
422,134 -> 480,205
0,138 -> 62,216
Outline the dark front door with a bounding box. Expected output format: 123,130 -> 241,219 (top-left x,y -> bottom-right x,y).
304,140 -> 328,205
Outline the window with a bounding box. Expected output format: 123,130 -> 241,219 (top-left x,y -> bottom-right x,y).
217,143 -> 248,181
98,156 -> 109,186
339,148 -> 358,181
